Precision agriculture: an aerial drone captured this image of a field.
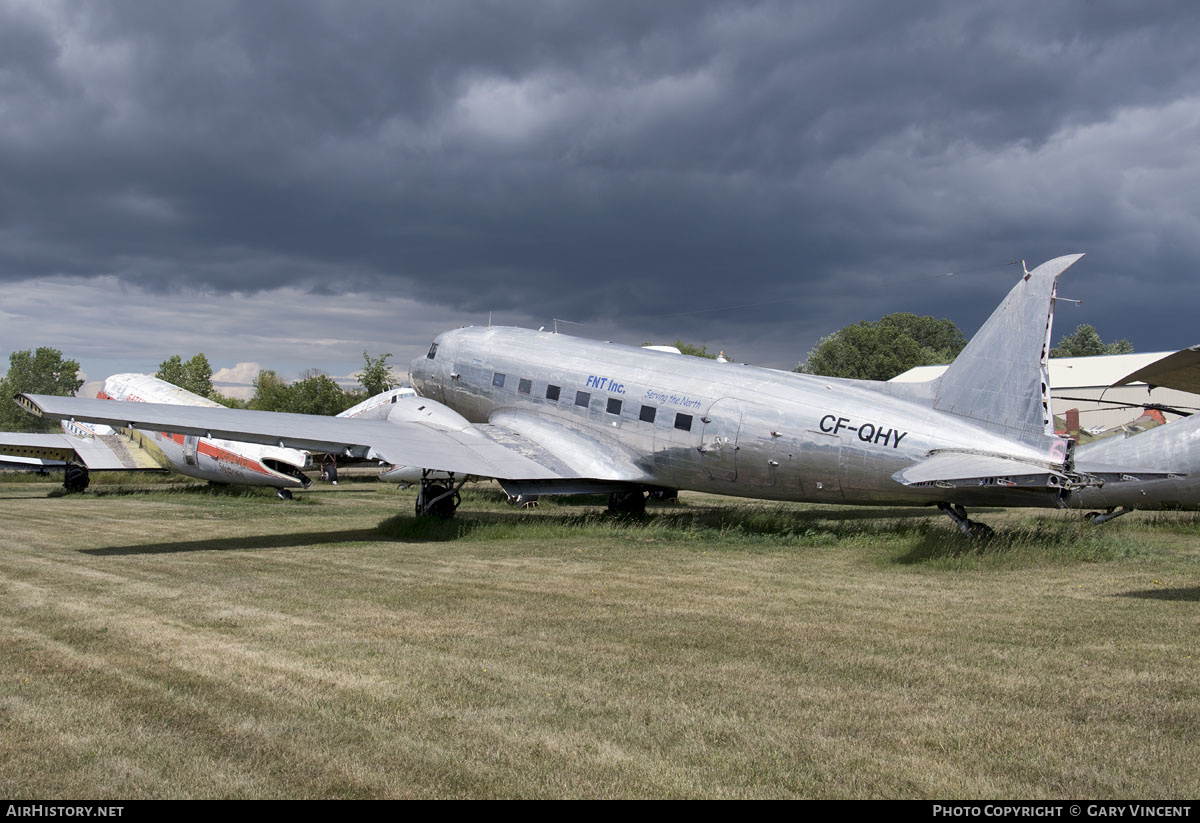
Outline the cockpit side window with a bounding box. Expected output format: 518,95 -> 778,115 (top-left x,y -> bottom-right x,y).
426,343 -> 439,360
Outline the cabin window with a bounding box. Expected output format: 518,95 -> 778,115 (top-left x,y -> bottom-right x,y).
391,395 -> 397,403
575,390 -> 590,408
606,398 -> 622,416
639,405 -> 656,423
674,413 -> 693,432
518,378 -> 532,395
426,343 -> 438,360
492,372 -> 506,388
546,385 -> 561,401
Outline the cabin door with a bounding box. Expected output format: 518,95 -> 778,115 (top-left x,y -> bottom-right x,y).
183,435 -> 200,467
701,398 -> 743,481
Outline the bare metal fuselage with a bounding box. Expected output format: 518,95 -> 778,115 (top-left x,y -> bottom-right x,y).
410,327 -> 1071,509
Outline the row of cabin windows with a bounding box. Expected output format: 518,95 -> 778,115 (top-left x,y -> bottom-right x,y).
491,372 -> 693,432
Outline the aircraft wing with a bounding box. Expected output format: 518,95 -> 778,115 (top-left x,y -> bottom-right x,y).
892,451 -> 1071,490
15,394 -> 631,483
0,431 -> 165,471
1111,345 -> 1200,394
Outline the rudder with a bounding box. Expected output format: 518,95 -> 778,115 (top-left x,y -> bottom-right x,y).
933,254 -> 1085,447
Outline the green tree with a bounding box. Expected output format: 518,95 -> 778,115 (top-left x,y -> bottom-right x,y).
248,369 -> 292,412
359,351 -> 395,397
796,313 -> 967,381
0,347 -> 85,432
210,393 -> 248,409
1050,324 -> 1134,358
156,353 -> 214,397
288,371 -> 356,416
248,369 -> 356,415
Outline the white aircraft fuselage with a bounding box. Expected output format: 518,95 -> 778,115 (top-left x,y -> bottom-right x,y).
98,374 -> 312,489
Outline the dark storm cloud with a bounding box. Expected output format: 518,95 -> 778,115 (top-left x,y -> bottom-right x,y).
3,0 -> 1200,368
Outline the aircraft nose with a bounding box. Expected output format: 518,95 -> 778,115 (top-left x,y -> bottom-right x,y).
409,353 -> 428,391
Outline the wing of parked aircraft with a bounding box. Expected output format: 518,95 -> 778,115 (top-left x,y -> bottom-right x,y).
13,393 -> 646,487
1110,345 -> 1200,394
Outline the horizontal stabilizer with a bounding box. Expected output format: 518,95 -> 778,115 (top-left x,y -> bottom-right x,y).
0,431 -> 163,471
1073,463 -> 1185,483
893,450 -> 1070,490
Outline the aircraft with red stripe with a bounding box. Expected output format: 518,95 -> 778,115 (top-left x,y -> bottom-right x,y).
1,373 -> 314,497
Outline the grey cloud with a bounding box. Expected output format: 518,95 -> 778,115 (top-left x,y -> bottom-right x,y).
2,0 -> 1199,376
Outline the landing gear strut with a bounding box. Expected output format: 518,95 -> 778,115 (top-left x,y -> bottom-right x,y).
416,471 -> 464,519
1085,506 -> 1132,524
607,490 -> 647,516
938,502 -> 993,537
63,464 -> 89,493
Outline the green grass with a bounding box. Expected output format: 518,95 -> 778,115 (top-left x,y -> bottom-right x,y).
2,479 -> 1198,798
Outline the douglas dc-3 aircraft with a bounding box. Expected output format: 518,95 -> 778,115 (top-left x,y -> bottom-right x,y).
1,373 -> 314,496
0,373 -> 419,496
14,254 -> 1200,533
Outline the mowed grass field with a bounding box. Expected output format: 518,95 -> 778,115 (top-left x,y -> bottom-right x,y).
1,474 -> 1198,799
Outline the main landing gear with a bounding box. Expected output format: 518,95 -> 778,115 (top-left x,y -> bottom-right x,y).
938,502 -> 994,537
63,464 -> 90,493
415,471 -> 465,519
607,490 -> 647,517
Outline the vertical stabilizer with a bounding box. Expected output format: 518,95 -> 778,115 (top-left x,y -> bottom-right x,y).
933,254 -> 1085,446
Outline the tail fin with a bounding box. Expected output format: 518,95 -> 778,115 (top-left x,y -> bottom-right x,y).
933,254 -> 1085,447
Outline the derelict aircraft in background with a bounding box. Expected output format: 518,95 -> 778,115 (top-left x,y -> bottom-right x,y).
0,373 -> 417,497
16,254 -> 1200,533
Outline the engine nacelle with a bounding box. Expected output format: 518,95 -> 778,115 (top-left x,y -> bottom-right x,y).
386,394 -> 473,431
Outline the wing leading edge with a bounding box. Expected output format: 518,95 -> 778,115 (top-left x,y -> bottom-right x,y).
15,393 -> 635,483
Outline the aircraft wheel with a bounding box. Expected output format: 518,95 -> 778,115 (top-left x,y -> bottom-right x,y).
416,482 -> 457,519
1084,511 -> 1100,522
607,490 -> 647,517
277,488 -> 294,501
63,465 -> 90,493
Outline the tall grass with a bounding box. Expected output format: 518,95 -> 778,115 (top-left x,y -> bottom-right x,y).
378,497 -> 1146,569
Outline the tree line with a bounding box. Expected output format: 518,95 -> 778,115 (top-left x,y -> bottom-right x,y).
0,348 -> 399,432
796,319 -> 1134,380
156,351 -> 399,414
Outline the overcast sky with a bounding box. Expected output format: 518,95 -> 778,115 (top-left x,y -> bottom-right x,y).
3,0 -> 1199,396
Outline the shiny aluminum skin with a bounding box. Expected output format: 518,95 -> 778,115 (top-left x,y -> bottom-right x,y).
1070,413 -> 1200,510
409,325 -> 1069,509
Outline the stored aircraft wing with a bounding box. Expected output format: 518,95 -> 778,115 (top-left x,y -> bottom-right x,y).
1110,345 -> 1200,394
19,254 -> 1196,533
2,374 -> 314,496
